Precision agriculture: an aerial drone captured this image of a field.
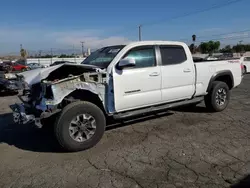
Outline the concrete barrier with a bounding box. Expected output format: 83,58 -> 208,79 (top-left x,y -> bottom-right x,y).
26,57 -> 86,67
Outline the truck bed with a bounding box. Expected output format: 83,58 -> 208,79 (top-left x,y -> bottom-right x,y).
194,59 -> 242,96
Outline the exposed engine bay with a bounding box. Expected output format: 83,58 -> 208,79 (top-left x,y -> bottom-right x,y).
12,63 -> 110,127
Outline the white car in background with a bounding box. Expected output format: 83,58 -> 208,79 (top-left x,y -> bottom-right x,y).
241,56 -> 250,73
206,56 -> 218,61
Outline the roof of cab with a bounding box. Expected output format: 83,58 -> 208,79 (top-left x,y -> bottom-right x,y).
127,40 -> 186,46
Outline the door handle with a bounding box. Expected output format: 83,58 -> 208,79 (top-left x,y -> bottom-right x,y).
149,72 -> 160,76
183,68 -> 191,73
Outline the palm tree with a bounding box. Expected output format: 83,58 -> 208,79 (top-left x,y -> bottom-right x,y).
192,34 -> 196,42
191,35 -> 196,54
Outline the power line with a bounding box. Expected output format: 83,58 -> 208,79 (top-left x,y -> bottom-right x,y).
142,0 -> 245,27
176,29 -> 250,42
198,35 -> 250,43
108,0 -> 245,38
139,25 -> 142,41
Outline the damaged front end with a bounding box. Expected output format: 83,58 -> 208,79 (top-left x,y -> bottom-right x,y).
10,63 -> 107,128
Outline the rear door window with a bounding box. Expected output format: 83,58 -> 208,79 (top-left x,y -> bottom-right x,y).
159,45 -> 187,65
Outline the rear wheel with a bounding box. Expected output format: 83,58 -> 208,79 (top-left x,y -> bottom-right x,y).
244,66 -> 247,74
54,101 -> 106,152
205,81 -> 230,112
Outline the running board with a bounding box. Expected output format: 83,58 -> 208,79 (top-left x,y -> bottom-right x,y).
113,97 -> 204,120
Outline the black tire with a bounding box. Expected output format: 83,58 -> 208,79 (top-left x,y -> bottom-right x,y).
54,101 -> 106,152
244,66 -> 247,74
204,81 -> 230,112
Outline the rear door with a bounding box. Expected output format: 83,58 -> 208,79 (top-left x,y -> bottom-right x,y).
158,45 -> 195,102
112,45 -> 162,112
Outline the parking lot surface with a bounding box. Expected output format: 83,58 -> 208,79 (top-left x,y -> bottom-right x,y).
0,75 -> 250,188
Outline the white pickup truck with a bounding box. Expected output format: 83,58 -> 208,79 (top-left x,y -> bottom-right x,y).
10,41 -> 244,152
241,56 -> 250,73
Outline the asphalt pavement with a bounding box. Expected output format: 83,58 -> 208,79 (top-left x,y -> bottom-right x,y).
0,75 -> 250,188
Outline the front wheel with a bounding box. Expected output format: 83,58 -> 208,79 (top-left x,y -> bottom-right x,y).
54,101 -> 106,152
205,81 -> 230,112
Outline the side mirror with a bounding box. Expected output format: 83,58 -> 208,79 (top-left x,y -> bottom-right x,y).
117,57 -> 136,69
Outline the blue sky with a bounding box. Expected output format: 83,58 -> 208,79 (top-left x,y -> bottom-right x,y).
0,0 -> 250,54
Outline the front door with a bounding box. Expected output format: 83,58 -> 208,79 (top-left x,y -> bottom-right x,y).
112,45 -> 162,112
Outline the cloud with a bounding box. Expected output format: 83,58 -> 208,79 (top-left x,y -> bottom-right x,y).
198,27 -> 224,33
222,32 -> 249,39
0,26 -> 131,54
56,35 -> 131,49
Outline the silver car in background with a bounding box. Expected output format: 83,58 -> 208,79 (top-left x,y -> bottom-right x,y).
27,63 -> 45,70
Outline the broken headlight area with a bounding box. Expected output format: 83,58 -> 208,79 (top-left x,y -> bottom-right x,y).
21,73 -> 104,113
41,71 -> 106,106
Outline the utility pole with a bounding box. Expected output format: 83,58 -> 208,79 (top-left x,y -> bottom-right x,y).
50,48 -> 53,65
139,25 -> 142,41
80,41 -> 85,57
38,50 -> 42,64
20,44 -> 23,59
73,44 -> 76,63
239,40 -> 243,57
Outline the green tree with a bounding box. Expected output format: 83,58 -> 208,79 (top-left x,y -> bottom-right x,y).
199,42 -> 209,53
192,34 -> 196,42
233,45 -> 242,53
232,44 -> 250,52
220,45 -> 232,53
189,44 -> 195,53
199,41 -> 220,54
20,48 -> 27,59
58,54 -> 75,58
190,34 -> 196,54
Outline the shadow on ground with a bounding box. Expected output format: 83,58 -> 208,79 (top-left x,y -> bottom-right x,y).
0,113 -> 61,153
172,105 -> 211,113
0,111 -> 173,153
0,91 -> 18,97
106,111 -> 173,131
231,175 -> 250,188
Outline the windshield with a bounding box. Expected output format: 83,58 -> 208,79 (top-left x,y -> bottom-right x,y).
81,45 -> 125,68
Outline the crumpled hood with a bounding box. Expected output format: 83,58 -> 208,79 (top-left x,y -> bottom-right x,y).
17,63 -> 100,86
